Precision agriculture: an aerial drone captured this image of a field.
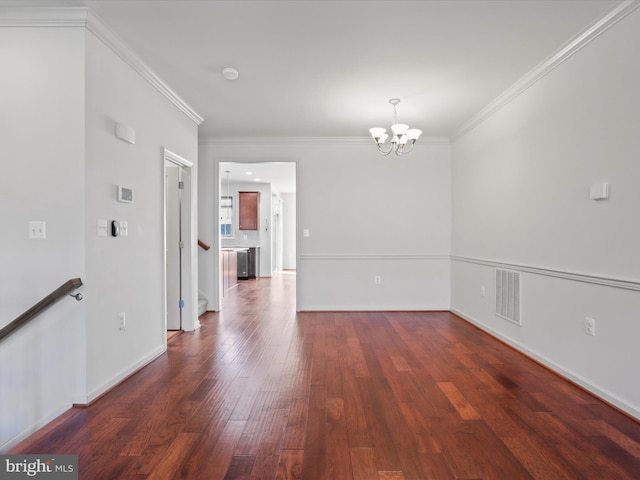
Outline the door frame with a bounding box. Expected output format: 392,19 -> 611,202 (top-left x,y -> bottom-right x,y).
214,159 -> 298,311
163,148 -> 199,338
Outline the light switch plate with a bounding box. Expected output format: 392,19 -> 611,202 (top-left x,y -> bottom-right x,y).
97,219 -> 108,237
29,221 -> 46,239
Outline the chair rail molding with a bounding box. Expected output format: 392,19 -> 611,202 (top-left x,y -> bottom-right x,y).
452,255 -> 640,292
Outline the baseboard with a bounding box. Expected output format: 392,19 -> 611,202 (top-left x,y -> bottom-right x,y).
298,305 -> 451,312
450,307 -> 640,422
1,404 -> 71,453
84,344 -> 166,405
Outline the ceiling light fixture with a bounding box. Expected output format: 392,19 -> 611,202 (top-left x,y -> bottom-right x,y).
222,67 -> 239,80
369,98 -> 422,156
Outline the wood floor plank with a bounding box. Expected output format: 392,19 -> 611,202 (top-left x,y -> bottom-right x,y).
326,397 -> 353,479
146,432 -> 200,480
275,450 -> 303,480
224,455 -> 255,480
436,381 -> 482,420
302,384 -> 327,480
350,447 -> 378,480
9,273 -> 640,480
183,419 -> 246,479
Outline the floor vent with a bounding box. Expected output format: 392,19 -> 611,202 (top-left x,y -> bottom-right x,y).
496,269 -> 521,325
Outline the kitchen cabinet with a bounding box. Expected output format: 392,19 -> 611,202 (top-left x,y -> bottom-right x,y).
239,191 -> 259,230
220,249 -> 238,299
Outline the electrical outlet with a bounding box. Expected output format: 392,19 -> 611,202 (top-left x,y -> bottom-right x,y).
119,312 -> 126,331
374,275 -> 382,285
585,317 -> 595,336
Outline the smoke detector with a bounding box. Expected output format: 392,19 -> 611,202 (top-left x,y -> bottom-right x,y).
222,67 -> 239,80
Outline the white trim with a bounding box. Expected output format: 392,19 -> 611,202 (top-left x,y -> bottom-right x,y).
0,6 -> 88,26
452,255 -> 640,292
0,403 -> 72,453
300,305 -> 450,312
86,344 -> 166,404
163,148 -> 199,334
451,0 -> 640,142
451,307 -> 640,421
0,6 -> 203,126
300,253 -> 449,261
164,148 -> 194,168
300,254 -> 640,292
85,11 -> 203,125
199,136 -> 451,146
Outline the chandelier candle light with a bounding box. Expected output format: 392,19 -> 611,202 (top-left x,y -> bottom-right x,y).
369,98 -> 422,156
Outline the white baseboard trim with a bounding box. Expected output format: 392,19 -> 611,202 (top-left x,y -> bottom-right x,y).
86,344 -> 166,404
0,404 -> 71,453
298,305 -> 450,312
300,253 -> 449,261
2,344 -> 167,452
451,307 -> 640,421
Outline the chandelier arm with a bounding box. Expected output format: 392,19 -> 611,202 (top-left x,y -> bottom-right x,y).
397,141 -> 416,155
376,142 -> 394,156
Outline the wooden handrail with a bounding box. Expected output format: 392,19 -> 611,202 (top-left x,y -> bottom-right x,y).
0,277 -> 83,344
198,239 -> 211,251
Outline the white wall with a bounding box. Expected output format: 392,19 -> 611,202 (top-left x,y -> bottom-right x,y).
199,139 -> 451,311
197,144 -> 218,309
282,192 -> 297,270
451,8 -> 640,418
84,32 -> 198,400
0,26 -> 87,451
0,11 -> 200,451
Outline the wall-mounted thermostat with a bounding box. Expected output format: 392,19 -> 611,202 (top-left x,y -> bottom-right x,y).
118,186 -> 133,203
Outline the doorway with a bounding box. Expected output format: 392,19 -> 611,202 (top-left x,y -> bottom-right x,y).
216,161 -> 297,310
163,148 -> 198,339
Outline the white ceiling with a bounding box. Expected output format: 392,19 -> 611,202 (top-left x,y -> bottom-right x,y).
7,0 -> 621,191
220,161 -> 297,194
26,0 -> 616,140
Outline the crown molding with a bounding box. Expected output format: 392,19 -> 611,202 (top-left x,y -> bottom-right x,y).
0,6 -> 203,126
451,0 -> 640,142
0,6 -> 88,26
85,11 -> 203,125
199,136 -> 450,146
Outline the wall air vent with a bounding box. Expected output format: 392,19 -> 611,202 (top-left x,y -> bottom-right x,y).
496,269 -> 521,325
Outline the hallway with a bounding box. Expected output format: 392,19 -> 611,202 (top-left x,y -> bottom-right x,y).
11,273 -> 640,479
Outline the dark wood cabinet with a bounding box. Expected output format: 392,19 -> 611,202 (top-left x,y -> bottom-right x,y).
239,191 -> 259,230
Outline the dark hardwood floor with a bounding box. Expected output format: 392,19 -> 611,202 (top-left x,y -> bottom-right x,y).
11,273 -> 640,479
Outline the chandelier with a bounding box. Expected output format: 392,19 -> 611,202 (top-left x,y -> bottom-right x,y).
369,98 -> 422,156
